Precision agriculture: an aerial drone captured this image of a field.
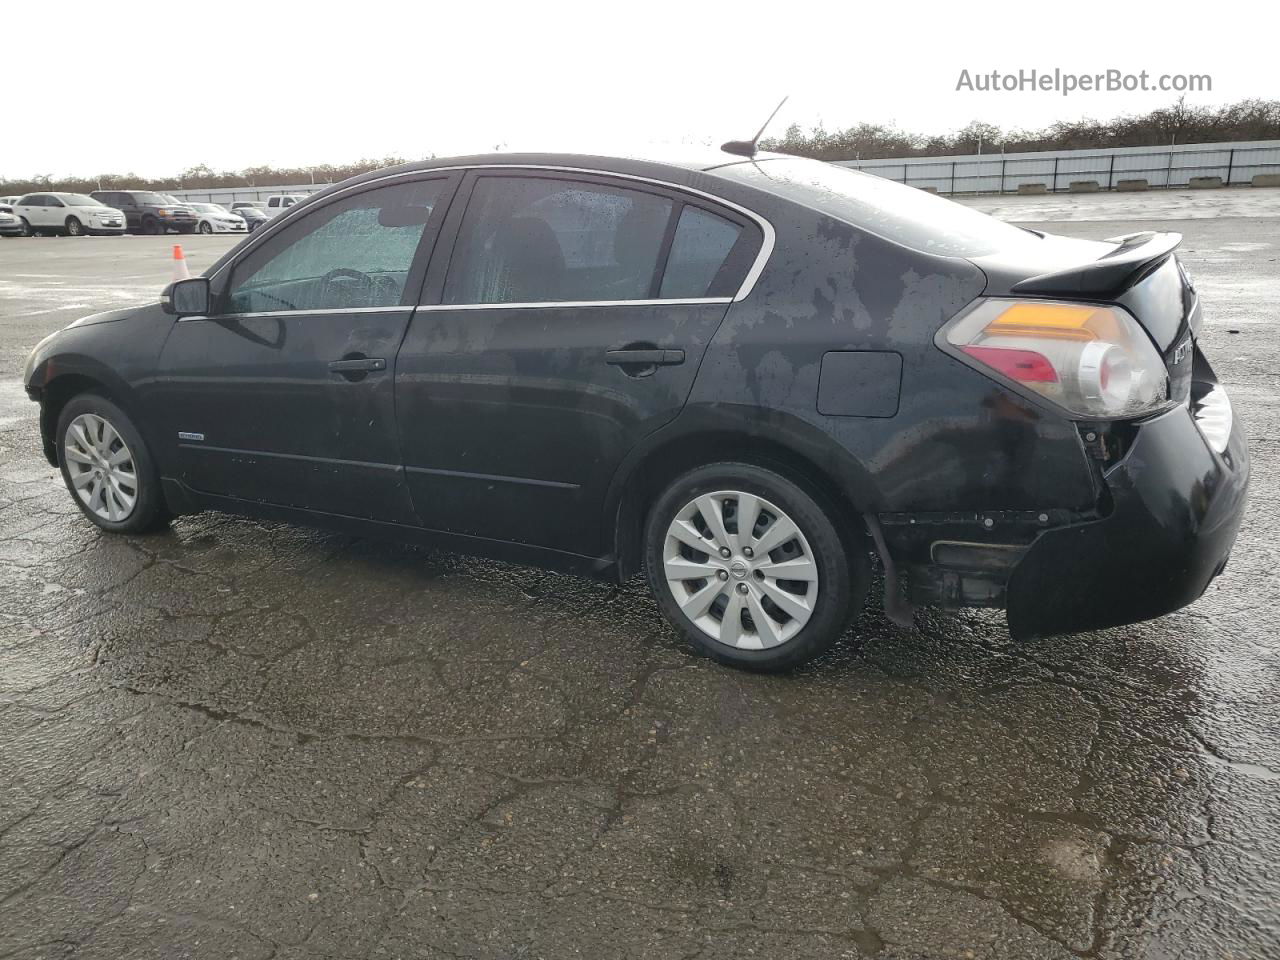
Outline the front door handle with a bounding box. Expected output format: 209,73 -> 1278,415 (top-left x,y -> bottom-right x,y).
328,357 -> 386,373
605,348 -> 685,366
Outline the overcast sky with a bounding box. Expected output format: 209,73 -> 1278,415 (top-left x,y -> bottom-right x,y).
7,0 -> 1276,179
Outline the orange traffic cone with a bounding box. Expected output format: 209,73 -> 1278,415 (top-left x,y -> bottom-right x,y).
172,244 -> 190,281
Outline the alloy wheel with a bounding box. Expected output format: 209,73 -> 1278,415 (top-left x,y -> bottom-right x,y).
64,413 -> 138,522
66,218 -> 83,236
663,490 -> 819,650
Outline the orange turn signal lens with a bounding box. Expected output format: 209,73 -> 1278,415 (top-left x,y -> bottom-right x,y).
984,302 -> 1116,341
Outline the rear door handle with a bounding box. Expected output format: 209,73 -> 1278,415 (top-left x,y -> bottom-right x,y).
605,349 -> 684,366
328,358 -> 386,372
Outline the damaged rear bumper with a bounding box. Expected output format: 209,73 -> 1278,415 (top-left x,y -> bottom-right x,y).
881,382 -> 1249,638
1005,397 -> 1248,637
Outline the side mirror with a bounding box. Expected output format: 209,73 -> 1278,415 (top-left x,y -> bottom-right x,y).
161,277 -> 210,317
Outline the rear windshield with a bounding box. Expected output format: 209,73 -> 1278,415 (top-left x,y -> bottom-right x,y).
715,157 -> 1036,258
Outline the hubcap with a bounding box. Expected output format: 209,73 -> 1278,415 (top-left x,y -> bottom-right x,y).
64,413 -> 138,522
663,490 -> 819,650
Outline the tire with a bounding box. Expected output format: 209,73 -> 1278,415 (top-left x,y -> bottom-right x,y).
19,217 -> 32,237
65,216 -> 83,236
179,225 -> 196,234
198,220 -> 213,234
643,463 -> 867,672
142,217 -> 160,235
56,394 -> 171,534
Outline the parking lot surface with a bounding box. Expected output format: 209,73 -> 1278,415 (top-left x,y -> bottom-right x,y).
2,208 -> 1278,959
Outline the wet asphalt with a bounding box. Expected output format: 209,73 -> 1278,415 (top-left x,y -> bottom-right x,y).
0,203 -> 1277,959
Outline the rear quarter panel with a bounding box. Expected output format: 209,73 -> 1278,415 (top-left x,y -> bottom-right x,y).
685,196 -> 1099,515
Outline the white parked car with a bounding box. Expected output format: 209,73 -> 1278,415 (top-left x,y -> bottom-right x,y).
187,202 -> 249,234
11,193 -> 126,236
0,195 -> 22,207
263,194 -> 306,218
0,203 -> 23,238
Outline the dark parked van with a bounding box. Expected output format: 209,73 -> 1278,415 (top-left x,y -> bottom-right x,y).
89,190 -> 198,235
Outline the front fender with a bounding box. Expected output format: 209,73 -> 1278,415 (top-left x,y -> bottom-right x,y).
24,306 -> 176,468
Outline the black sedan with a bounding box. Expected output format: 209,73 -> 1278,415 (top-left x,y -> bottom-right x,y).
229,202 -> 268,231
22,151 -> 1249,670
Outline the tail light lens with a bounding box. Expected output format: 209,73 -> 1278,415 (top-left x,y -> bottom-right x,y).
941,299 -> 1170,419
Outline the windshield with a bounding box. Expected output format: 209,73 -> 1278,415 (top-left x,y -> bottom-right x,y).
716,157 -> 1037,258
58,194 -> 106,207
191,203 -> 228,213
133,192 -> 169,205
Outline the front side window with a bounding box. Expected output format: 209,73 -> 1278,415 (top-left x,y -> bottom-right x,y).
445,176 -> 674,305
223,179 -> 445,314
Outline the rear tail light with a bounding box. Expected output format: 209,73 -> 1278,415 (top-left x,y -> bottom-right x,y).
941,299 -> 1169,419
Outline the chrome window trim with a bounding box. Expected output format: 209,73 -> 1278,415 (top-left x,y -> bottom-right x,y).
209,163 -> 776,307
179,305 -> 408,322
415,297 -> 731,312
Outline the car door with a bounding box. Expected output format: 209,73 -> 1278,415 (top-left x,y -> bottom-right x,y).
394,169 -> 763,556
41,195 -> 66,229
152,173 -> 460,522
22,195 -> 51,228
13,195 -> 41,227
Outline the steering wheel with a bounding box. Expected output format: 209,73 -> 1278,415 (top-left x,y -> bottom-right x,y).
320,267 -> 374,289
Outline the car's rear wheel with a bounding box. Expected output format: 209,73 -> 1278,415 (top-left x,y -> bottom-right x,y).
56,394 -> 171,534
65,217 -> 84,236
644,463 -> 866,671
198,220 -> 213,234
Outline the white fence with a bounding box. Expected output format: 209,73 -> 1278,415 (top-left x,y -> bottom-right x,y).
161,140 -> 1280,206
837,139 -> 1280,194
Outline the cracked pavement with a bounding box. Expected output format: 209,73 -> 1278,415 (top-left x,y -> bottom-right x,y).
1,203 -> 1279,959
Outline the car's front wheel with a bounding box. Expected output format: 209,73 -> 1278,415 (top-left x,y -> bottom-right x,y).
644,463 -> 866,671
56,394 -> 171,534
65,217 -> 84,236
198,221 -> 213,234
19,217 -> 32,237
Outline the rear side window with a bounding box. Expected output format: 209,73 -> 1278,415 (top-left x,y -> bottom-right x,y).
445,176 -> 673,305
660,206 -> 743,299
223,179 -> 446,314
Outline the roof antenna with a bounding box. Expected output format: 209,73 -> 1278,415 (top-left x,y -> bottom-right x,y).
720,96 -> 789,158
